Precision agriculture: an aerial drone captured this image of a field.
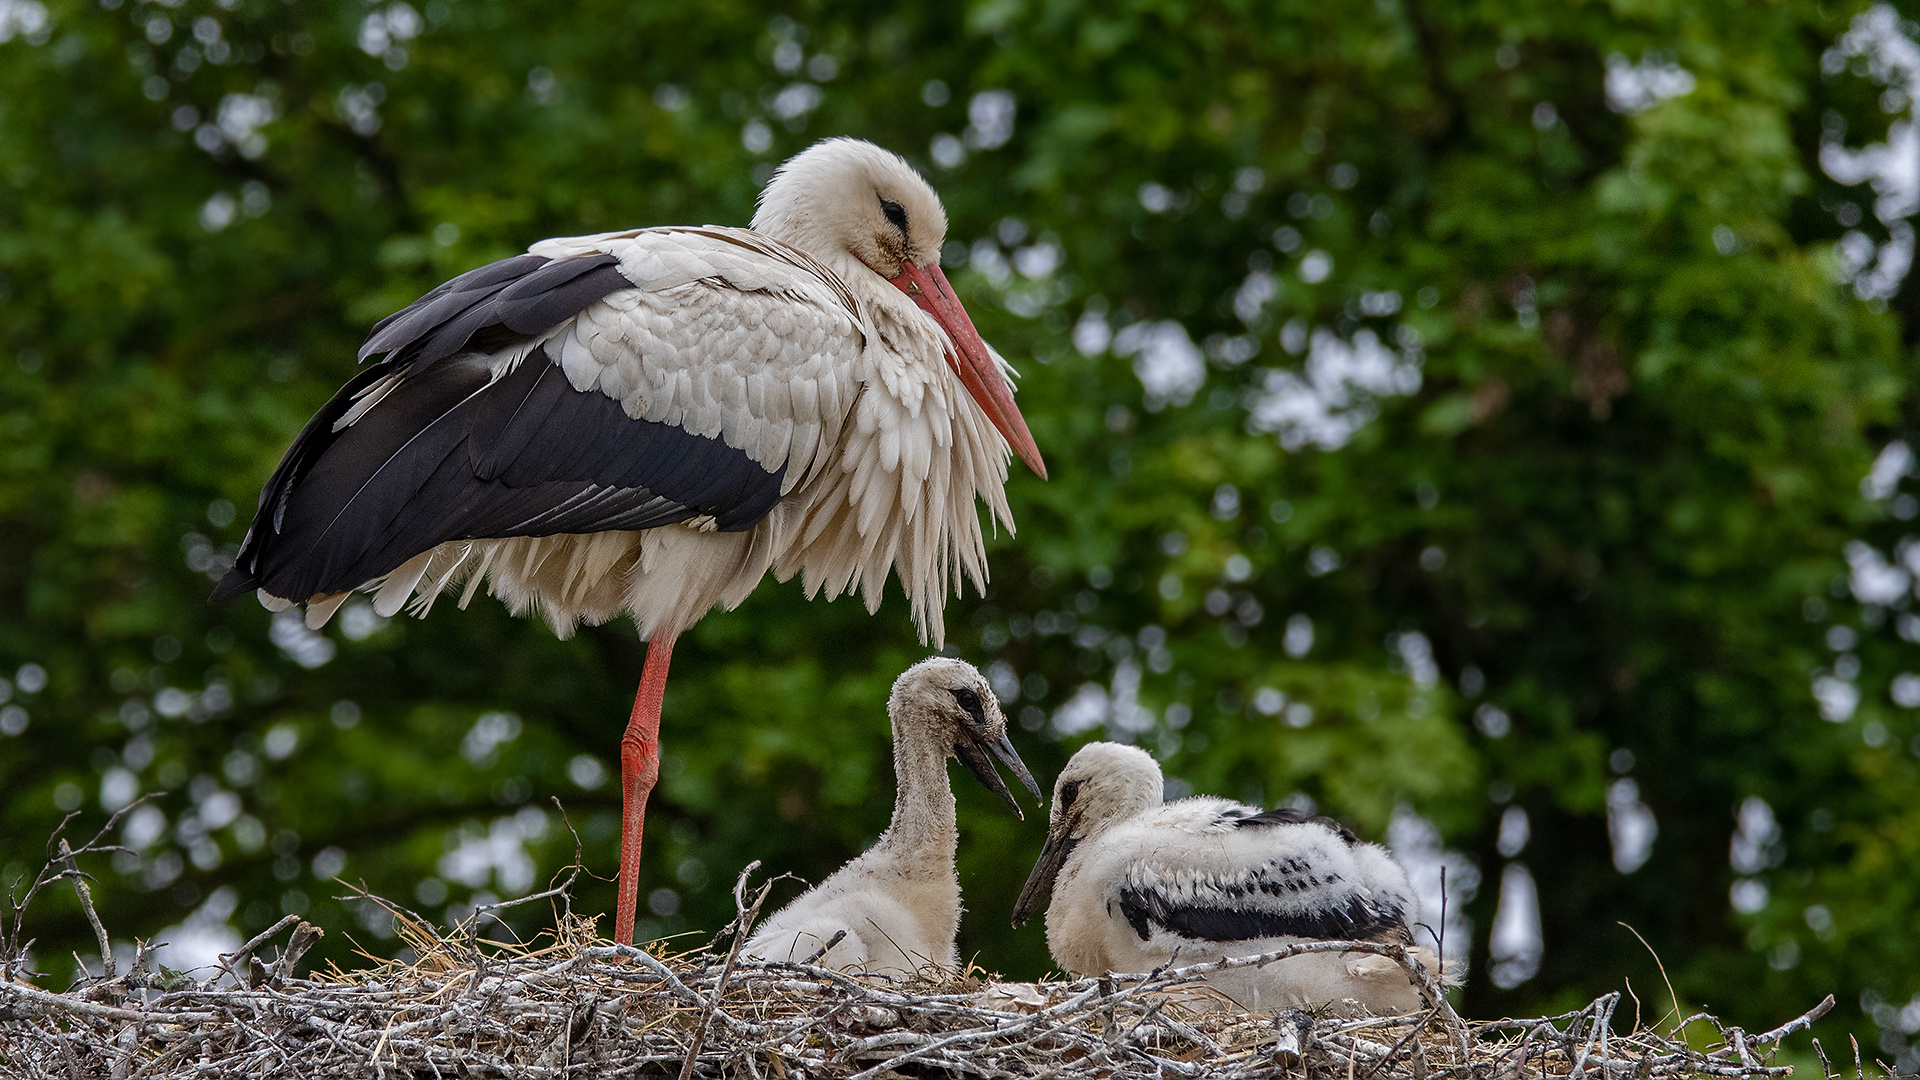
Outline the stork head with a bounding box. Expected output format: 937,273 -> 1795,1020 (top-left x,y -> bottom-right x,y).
1011,741 -> 1165,927
753,138 -> 1047,479
891,656 -> 1041,817
754,136 -> 948,278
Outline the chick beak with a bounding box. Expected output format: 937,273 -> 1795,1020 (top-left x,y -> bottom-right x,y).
1012,815 -> 1078,928
955,731 -> 1042,818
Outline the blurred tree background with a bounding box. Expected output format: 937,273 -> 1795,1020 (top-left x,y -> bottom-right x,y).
4,0 -> 1919,1063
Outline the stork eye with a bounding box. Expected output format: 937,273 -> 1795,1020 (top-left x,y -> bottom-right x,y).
1057,778 -> 1083,812
880,198 -> 908,232
949,687 -> 980,713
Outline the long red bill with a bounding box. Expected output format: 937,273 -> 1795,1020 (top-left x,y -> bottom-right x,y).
889,261 -> 1047,480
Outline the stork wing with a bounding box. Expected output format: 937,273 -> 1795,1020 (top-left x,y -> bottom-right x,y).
1221,805 -> 1361,844
1116,872 -> 1411,945
214,228 -> 865,605
1113,814 -> 1410,946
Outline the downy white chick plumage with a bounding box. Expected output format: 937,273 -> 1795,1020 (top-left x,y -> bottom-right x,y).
1012,742 -> 1437,1015
746,658 -> 1040,975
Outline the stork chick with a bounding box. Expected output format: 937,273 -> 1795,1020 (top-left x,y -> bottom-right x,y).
747,658 -> 1039,976
1012,742 -> 1436,1015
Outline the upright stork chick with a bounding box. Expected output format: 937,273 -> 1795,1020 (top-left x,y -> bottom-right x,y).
1012,742 -> 1435,1015
747,658 -> 1039,976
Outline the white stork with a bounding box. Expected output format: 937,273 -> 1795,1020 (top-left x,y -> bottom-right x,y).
1011,742 -> 1437,1015
744,657 -> 1039,975
213,138 -> 1047,945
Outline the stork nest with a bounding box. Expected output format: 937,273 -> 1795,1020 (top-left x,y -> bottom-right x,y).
0,808 -> 1847,1080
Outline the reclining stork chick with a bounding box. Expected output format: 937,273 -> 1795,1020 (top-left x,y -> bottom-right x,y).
1012,741 -> 1436,1015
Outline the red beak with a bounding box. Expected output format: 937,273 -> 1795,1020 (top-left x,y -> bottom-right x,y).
889,261 -> 1047,480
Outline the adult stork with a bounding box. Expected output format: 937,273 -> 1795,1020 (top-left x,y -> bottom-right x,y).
1012,743 -> 1436,1015
213,138 -> 1047,945
744,657 -> 1039,974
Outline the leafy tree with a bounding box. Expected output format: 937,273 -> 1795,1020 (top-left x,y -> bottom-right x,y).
3,0 -> 1916,1062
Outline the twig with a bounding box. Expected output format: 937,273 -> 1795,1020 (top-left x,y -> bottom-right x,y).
272,921 -> 325,986
549,797 -> 585,926
0,978 -> 219,1024
678,861 -> 774,1080
218,914 -> 300,987
1360,1004 -> 1442,1080
1620,922 -> 1683,1035
800,930 -> 847,966
4,799 -> 156,982
1570,992 -> 1620,1080
58,840 -> 113,983
1751,995 -> 1834,1046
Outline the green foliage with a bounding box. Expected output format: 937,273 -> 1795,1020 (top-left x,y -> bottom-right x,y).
3,0 -> 1916,1063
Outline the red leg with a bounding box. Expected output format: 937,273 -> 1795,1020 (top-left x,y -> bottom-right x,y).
615,631 -> 676,945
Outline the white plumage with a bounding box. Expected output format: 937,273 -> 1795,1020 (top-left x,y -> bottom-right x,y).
1012,743 -> 1436,1015
746,657 -> 1039,975
345,218 -> 1015,644
217,139 -> 1045,946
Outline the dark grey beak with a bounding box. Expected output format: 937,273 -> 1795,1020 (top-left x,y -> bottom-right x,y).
954,731 -> 1042,818
1012,816 -> 1076,928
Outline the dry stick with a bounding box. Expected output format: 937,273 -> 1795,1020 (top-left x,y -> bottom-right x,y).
1815,1039 -> 1837,1080
846,981 -> 1136,1080
7,798 -> 161,975
1570,992 -> 1620,1080
1140,999 -> 1222,1058
468,859 -> 584,938
1603,994 -> 1617,1078
1359,1005 -> 1444,1080
617,948 -> 765,1036
272,922 -> 325,988
217,915 -> 300,987
1620,922 -> 1685,1036
676,861 -> 774,1080
0,979 -> 219,1024
549,797 -> 586,927
1732,1028 -> 1758,1070
57,839 -> 115,983
1751,996 -> 1835,1047
5,809 -> 84,978
58,1026 -> 86,1080
799,930 -> 847,966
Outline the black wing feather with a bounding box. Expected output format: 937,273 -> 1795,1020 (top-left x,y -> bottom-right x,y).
1118,876 -> 1409,945
492,257 -> 629,334
1229,807 -> 1360,845
362,252 -> 626,370
360,253 -> 549,361
214,249 -> 788,605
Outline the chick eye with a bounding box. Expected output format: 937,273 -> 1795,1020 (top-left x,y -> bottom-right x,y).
949,687 -> 980,713
880,198 -> 908,232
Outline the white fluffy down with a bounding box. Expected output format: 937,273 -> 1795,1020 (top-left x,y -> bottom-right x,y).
1031,742 -> 1438,1016
745,658 -> 1011,976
